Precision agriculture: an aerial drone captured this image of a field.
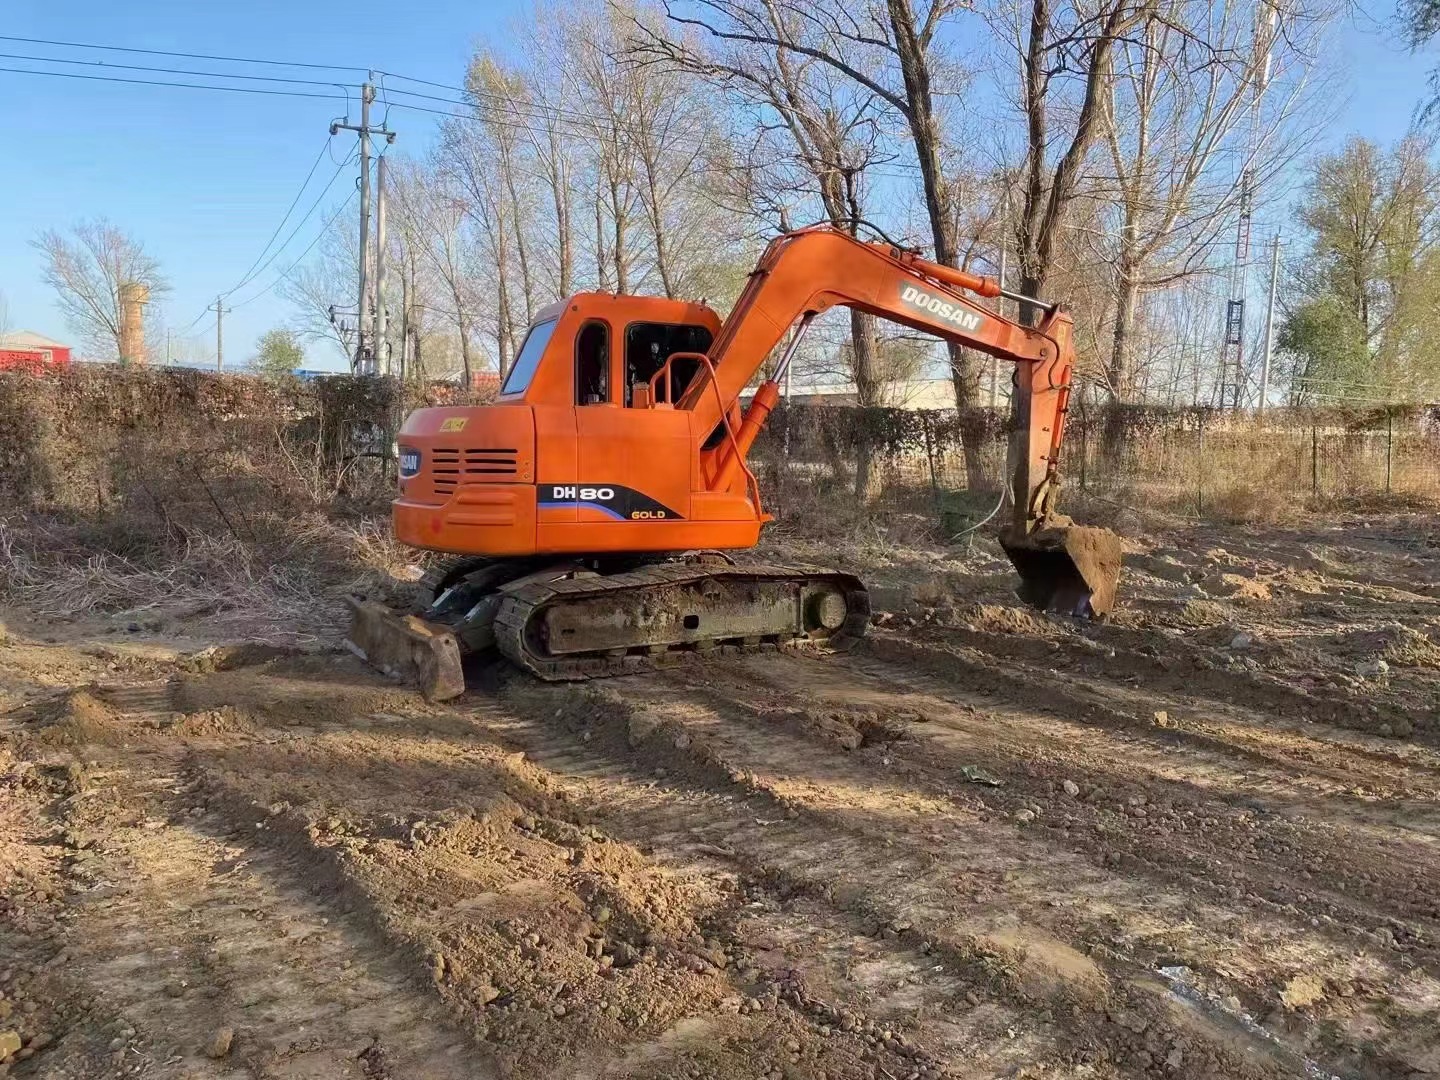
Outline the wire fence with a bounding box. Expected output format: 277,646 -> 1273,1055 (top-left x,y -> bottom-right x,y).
751,402 -> 1440,526
4,368 -> 1437,539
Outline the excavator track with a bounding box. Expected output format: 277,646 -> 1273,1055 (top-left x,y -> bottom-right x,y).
493,562 -> 869,681
418,555 -> 493,608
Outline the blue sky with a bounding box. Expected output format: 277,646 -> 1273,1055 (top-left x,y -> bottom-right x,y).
0,0 -> 1434,371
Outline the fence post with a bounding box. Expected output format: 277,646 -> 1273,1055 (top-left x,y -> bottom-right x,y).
1311,423 -> 1319,498
1386,410 -> 1394,495
1195,421 -> 1204,517
921,411 -> 942,521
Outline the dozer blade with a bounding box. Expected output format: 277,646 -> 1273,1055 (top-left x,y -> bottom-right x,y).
343,596 -> 466,701
1001,522 -> 1122,618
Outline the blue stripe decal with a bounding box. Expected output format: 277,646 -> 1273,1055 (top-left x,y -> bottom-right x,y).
538,499 -> 628,520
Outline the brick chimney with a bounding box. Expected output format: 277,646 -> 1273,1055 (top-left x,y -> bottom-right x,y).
118,282 -> 150,364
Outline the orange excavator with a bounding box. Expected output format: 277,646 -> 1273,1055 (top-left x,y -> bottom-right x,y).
346,224 -> 1122,698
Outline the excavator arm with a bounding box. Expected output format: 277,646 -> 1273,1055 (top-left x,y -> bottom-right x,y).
678,224 -> 1120,615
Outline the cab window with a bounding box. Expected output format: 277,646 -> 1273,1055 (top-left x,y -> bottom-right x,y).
625,322 -> 713,405
501,318 -> 558,396
575,320 -> 610,404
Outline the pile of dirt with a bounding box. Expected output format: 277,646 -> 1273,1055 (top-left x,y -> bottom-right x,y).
13,688 -> 126,748
1198,571 -> 1273,602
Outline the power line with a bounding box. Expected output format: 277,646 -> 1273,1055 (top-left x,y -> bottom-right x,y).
230,188 -> 359,310
221,137 -> 338,300
0,51 -> 352,89
228,151 -> 358,305
181,147 -> 354,330
6,42 -> 918,184
3,35 -> 922,179
379,76 -> 634,132
0,64 -> 347,99
0,34 -> 365,73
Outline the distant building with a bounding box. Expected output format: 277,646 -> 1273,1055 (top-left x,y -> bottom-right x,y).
0,331 -> 73,373
745,378 -> 989,411
432,369 -> 502,395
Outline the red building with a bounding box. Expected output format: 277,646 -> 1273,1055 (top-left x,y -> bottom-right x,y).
0,331 -> 72,373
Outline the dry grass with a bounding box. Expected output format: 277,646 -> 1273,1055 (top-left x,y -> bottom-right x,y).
0,522 -> 320,620
0,512 -> 420,645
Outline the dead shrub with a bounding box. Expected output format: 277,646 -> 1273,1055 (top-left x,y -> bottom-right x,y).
1202,483 -> 1295,525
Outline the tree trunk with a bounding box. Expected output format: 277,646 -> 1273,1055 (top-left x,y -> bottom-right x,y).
641,152 -> 676,298
850,309 -> 881,501
1102,263 -> 1140,460
548,130 -> 573,298
500,146 -> 536,323
609,174 -> 629,294
850,310 -> 880,406
594,185 -> 611,292
948,344 -> 990,489
1108,270 -> 1139,402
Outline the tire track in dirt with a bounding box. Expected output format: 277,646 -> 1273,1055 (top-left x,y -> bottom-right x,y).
466,705 -> 1059,1078
3,718 -> 487,1079
919,612 -> 1437,742
818,647 -> 1440,965
861,631 -> 1440,817
494,675 -> 1381,1080
7,567 -> 1440,1080
63,809 -> 485,1078
873,618 -> 1437,757
547,650 -> 1440,1080
167,685 -> 969,1080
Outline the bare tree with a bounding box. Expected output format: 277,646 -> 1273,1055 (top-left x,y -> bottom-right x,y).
1092,0 -> 1333,401
976,0 -> 1150,326
33,219 -> 170,360
650,0 -> 997,404
399,153 -> 490,385
632,2 -> 891,402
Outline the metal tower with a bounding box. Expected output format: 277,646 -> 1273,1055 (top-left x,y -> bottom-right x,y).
1218,0 -> 1279,408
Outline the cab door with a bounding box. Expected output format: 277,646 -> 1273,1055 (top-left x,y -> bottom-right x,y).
572,319 -> 693,528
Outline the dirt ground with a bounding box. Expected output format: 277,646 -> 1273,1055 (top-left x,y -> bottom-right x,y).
3,512 -> 1440,1080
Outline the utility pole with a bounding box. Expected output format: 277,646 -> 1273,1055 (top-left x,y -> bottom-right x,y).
374,153 -> 389,376
356,83 -> 371,373
331,80 -> 394,374
1258,233 -> 1281,413
211,296 -> 230,371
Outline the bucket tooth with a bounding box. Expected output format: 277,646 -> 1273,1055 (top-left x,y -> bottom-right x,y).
1001,523 -> 1122,618
343,596 -> 466,701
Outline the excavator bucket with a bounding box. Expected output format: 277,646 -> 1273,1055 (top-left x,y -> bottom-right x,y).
343,596 -> 466,701
1001,522 -> 1123,618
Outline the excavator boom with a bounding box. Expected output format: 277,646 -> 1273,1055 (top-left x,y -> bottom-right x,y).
676,226 -> 1121,615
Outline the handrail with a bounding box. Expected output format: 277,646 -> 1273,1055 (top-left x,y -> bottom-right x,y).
646,351 -> 708,406
644,350 -> 761,510
697,354 -> 762,512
